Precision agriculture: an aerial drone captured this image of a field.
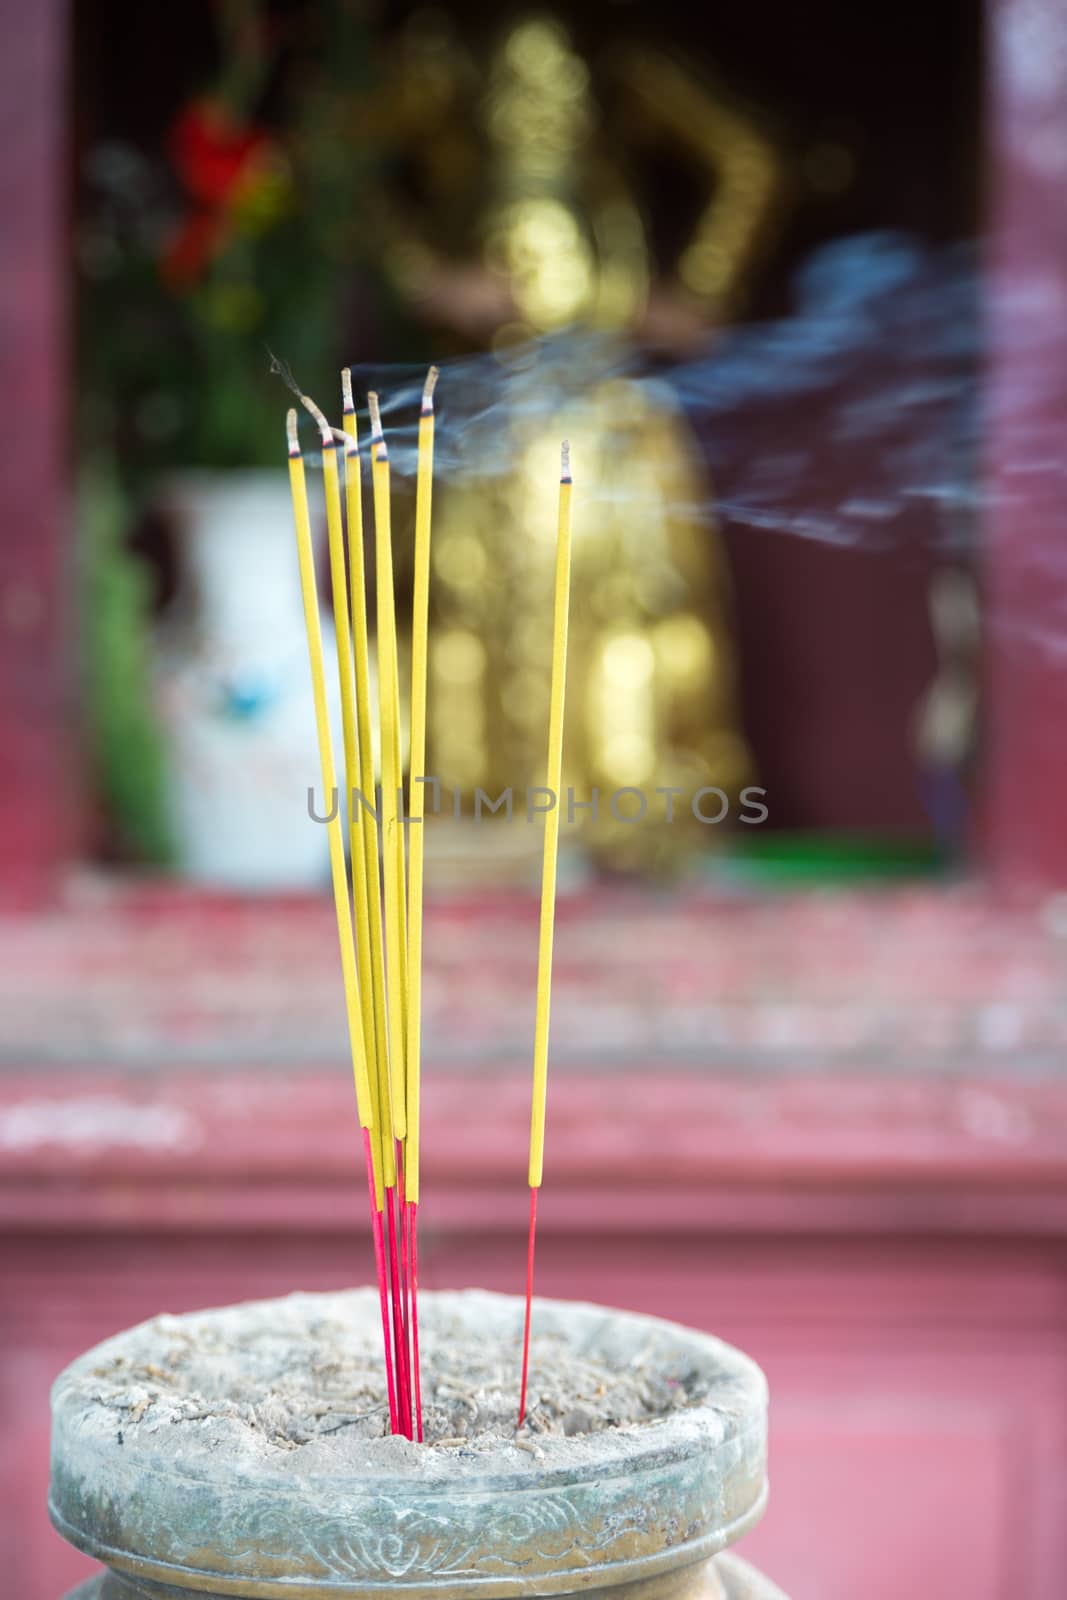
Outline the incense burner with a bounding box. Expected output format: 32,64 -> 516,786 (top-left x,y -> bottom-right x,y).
50,1290 -> 789,1600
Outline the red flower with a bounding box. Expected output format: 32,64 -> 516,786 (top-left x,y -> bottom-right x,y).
168,97 -> 270,210
161,96 -> 277,287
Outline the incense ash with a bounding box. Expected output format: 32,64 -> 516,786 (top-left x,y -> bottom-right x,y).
77,1291 -> 711,1462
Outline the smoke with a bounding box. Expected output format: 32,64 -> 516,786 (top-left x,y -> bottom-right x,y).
676,232 -> 981,551
292,231 -> 982,553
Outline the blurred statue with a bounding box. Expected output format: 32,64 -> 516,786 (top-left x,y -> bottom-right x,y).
362,15 -> 792,869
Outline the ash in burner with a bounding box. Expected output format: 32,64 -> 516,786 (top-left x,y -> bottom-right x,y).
83,1292 -> 709,1456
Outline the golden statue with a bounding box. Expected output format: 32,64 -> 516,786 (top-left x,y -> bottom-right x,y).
361,16 -> 791,870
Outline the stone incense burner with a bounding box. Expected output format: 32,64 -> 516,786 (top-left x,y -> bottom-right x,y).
50,1290 -> 789,1600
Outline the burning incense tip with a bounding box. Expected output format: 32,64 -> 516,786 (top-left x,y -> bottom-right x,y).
422,365 -> 440,412
286,409 -> 300,455
300,392 -> 334,447
342,367 -> 355,415
561,439 -> 571,480
368,391 -> 388,458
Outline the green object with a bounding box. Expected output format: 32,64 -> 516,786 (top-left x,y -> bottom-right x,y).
709,830 -> 944,887
80,456 -> 173,864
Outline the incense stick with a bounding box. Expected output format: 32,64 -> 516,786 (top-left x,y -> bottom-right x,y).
406,366 -> 437,1204
288,405 -> 399,1427
340,381 -> 397,1200
385,1180 -> 411,1436
284,411 -> 375,1132
405,365 -> 437,1443
396,1137 -> 414,1435
368,390 -> 416,1437
368,392 -> 409,1149
309,379 -> 402,1431
363,1126 -> 399,1433
518,1186 -> 538,1426
410,1183 -> 424,1441
301,393 -> 384,1195
519,440 -> 573,1427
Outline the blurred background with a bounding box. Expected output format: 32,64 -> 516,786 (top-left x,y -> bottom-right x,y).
3,0 -> 1067,1596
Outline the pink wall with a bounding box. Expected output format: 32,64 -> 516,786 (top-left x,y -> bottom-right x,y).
985,0 -> 1067,884
0,0 -> 75,908
4,1060 -> 1067,1599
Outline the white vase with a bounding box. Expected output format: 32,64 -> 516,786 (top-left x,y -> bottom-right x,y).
154,469 -> 341,891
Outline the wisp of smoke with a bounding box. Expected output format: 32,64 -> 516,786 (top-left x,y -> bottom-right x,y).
287,231 -> 981,553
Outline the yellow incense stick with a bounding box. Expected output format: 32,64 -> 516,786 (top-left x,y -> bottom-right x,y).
285,410 -> 374,1131
342,373 -> 397,1195
300,391 -> 388,1205
528,441 -> 573,1189
405,366 -> 438,1204
392,668 -> 409,987
368,391 -> 408,1144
